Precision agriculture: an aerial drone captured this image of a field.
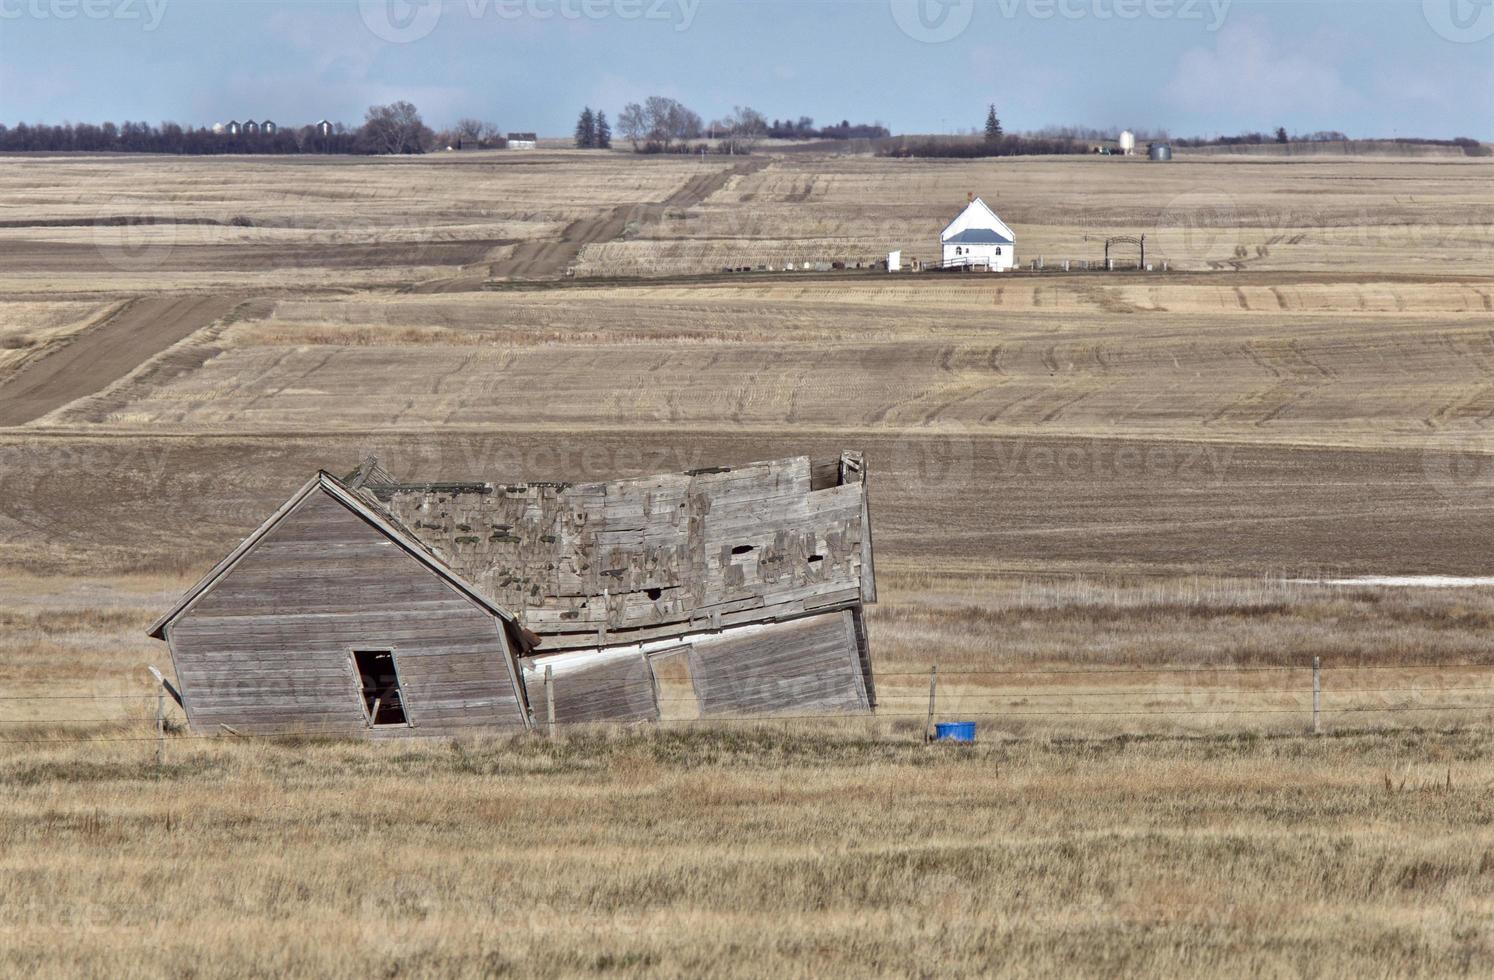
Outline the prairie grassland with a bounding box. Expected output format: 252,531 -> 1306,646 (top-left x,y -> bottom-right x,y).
576,154 -> 1494,275
4,570 -> 1492,738
0,726 -> 1490,979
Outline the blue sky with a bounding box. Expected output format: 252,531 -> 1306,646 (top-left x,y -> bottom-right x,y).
1,0 -> 1490,137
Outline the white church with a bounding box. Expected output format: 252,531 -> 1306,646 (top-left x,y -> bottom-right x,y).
940,196 -> 1016,272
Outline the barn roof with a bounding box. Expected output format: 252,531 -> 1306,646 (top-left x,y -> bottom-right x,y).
351,452 -> 876,652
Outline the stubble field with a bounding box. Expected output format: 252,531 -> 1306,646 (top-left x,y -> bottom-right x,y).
1,147 -> 1492,976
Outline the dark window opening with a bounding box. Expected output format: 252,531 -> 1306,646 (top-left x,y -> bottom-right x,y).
731,545 -> 754,556
353,650 -> 407,726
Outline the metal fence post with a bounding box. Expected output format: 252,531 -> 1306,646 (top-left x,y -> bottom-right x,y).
1312,656 -> 1321,735
156,689 -> 165,766
924,666 -> 938,742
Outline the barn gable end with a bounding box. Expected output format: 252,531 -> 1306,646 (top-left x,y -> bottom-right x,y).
158,480 -> 529,736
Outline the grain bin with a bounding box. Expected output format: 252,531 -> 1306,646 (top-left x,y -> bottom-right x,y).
1148,143 -> 1173,161
1118,130 -> 1136,155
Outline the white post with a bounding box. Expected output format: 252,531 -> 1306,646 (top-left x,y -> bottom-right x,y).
1312,656 -> 1321,735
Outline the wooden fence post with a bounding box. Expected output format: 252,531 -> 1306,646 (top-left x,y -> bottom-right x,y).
544,664 -> 556,737
924,666 -> 938,742
155,689 -> 165,766
1312,656 -> 1321,735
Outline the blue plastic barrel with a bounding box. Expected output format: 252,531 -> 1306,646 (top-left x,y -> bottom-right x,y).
934,721 -> 976,743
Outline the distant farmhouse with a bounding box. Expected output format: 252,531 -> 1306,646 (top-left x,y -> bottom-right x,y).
314,119 -> 334,137
149,454 -> 877,735
506,132 -> 538,149
941,196 -> 1016,271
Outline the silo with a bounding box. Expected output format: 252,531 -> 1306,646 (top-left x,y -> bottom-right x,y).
1148,143 -> 1173,161
1118,130 -> 1136,155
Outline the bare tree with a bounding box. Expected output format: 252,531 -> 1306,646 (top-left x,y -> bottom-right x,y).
618,102 -> 646,149
722,105 -> 767,153
455,117 -> 497,147
358,102 -> 433,155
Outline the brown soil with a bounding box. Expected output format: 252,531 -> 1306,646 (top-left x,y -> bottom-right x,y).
0,294 -> 241,426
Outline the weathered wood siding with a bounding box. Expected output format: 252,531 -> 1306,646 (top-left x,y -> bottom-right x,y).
167,488 -> 528,736
690,612 -> 869,716
523,653 -> 660,725
371,454 -> 873,651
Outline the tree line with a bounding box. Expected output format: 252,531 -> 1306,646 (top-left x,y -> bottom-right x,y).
0,102 -> 490,155
575,98 -> 886,154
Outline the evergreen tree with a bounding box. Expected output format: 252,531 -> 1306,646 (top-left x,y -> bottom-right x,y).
984,105 -> 1002,142
574,107 -> 596,148
1275,126 -> 1289,144
595,110 -> 611,149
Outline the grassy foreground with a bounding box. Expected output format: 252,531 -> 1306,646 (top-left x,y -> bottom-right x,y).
1,727 -> 1490,978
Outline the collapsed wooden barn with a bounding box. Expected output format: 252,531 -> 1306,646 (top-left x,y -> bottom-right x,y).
148,453 -> 877,735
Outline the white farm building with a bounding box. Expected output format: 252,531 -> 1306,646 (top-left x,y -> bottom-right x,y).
940,197 -> 1015,272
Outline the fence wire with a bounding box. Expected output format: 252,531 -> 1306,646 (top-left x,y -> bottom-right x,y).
1,661 -> 1489,746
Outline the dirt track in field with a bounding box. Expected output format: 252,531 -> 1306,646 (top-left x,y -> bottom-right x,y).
475,158 -> 770,283
0,294 -> 241,426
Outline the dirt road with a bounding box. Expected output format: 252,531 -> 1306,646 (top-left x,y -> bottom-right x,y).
0,294 -> 240,427
474,158 -> 770,285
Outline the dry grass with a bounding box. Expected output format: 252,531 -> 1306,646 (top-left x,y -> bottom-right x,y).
0,726 -> 1489,978
0,299 -> 124,378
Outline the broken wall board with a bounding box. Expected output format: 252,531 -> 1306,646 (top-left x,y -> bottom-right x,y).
372,454 -> 872,647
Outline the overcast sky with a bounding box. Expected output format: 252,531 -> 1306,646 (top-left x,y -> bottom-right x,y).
1,0 -> 1490,138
